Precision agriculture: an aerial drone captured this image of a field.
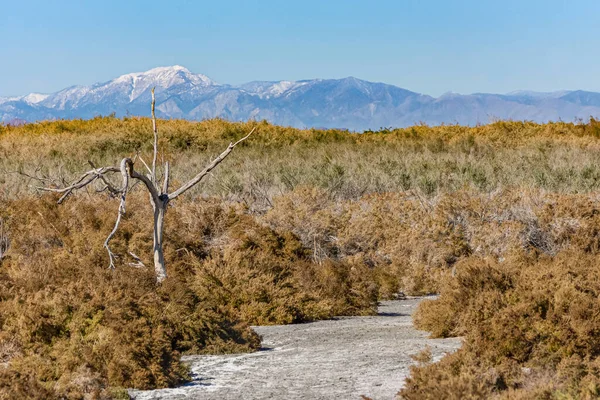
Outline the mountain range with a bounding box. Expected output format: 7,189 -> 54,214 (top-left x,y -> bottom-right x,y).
2,65 -> 600,131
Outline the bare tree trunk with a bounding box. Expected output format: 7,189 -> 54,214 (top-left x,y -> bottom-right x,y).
153,200 -> 167,283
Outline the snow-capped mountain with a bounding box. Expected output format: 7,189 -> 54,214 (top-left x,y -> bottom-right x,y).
2,65 -> 600,130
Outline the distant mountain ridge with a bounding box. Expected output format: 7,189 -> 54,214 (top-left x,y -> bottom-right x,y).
2,65 -> 600,130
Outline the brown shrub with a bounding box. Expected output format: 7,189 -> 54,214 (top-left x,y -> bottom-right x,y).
401,350 -> 494,400
0,369 -> 62,400
6,117 -> 600,397
173,197 -> 379,324
402,251 -> 600,398
0,193 -> 379,397
0,196 -> 260,397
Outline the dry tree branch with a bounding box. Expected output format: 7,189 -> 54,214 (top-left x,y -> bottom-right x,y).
168,127 -> 255,200
88,161 -> 121,196
128,252 -> 146,268
127,162 -> 161,205
38,166 -> 120,204
162,161 -> 170,194
151,88 -> 158,184
137,154 -> 153,177
38,157 -> 158,271
103,158 -> 130,269
37,162 -> 127,269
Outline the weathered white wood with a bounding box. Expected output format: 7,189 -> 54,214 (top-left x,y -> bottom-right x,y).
153,202 -> 167,282
151,87 -> 158,185
104,158 -> 130,269
162,161 -> 170,195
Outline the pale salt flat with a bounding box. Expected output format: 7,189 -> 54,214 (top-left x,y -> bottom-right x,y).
130,297 -> 462,400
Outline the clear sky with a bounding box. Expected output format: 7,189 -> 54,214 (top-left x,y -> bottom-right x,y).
2,0 -> 599,97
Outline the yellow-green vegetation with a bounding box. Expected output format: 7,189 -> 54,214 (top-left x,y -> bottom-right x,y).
2,117 -> 600,398
401,192 -> 600,399
3,117 -> 600,204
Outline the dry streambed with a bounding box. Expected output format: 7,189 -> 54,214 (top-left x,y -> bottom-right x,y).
130,298 -> 461,400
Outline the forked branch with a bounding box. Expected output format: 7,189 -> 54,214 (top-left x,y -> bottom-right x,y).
39,166 -> 120,203
89,161 -> 121,196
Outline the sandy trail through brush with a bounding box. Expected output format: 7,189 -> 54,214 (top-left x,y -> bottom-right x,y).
130,297 -> 461,400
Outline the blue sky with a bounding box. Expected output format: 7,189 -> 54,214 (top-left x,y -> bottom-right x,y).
2,0 -> 599,97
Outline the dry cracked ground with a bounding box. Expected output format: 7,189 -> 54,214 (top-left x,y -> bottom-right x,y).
130,297 -> 462,400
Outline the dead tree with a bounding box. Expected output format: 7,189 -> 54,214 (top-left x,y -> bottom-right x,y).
40,88 -> 254,282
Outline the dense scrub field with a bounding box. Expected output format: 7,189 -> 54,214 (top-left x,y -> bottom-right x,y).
2,117 -> 600,398
3,117 -> 600,204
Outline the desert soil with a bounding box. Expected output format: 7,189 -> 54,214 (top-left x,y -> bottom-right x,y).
130,297 -> 461,400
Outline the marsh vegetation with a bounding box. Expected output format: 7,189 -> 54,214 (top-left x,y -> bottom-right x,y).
2,117 -> 600,398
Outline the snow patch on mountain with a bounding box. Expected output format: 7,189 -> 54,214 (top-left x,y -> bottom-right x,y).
22,93 -> 49,104
0,93 -> 48,105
